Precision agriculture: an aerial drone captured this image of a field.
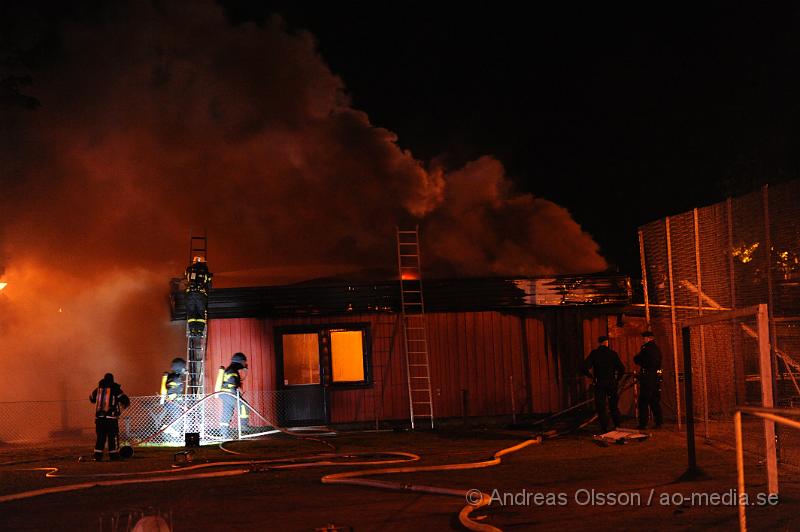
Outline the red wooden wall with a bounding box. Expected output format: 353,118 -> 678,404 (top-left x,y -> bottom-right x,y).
205,310 -> 645,425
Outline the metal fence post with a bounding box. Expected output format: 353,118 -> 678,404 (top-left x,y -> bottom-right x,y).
638,229 -> 651,327
734,410 -> 747,532
727,197 -> 747,406
693,208 -> 709,439
236,390 -> 242,440
666,217 -> 682,428
682,326 -> 698,474
757,304 -> 779,495
762,185 -> 781,459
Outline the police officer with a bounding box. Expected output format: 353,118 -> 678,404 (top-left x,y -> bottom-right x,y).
634,331 -> 663,429
160,358 -> 186,437
185,256 -> 212,337
89,373 -> 130,461
583,335 -> 626,433
218,352 -> 248,439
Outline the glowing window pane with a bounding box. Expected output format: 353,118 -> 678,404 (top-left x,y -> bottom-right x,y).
331,330 -> 365,382
282,333 -> 320,385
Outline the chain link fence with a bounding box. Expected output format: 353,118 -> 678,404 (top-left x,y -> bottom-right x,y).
0,389 -> 319,447
639,180 -> 800,466
685,314 -> 769,460
0,399 -> 89,444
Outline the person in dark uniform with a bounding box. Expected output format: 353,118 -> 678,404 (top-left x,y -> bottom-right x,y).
583,335 -> 626,433
634,331 -> 663,429
89,373 -> 130,461
160,358 -> 186,437
185,256 -> 212,337
217,352 -> 249,439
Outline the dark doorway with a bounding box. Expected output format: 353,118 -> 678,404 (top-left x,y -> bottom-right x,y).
276,331 -> 327,425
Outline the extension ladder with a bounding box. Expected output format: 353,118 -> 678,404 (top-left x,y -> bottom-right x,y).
396,227 -> 434,429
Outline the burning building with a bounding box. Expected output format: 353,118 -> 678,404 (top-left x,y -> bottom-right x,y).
171,269 -> 635,427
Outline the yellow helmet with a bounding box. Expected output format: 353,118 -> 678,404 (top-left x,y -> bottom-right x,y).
193,255 -> 205,263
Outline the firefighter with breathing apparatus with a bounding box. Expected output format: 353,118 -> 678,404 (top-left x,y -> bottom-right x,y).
215,352 -> 249,439
89,373 -> 130,461
160,357 -> 186,437
185,255 -> 212,337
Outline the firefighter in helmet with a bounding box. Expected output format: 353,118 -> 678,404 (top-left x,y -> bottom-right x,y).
160,358 -> 186,437
185,255 -> 212,337
216,352 -> 249,439
89,373 -> 130,461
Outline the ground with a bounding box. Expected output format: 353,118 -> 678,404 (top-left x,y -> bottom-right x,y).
0,425 -> 797,531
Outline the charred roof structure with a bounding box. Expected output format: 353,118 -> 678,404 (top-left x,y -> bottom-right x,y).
170,274 -> 632,320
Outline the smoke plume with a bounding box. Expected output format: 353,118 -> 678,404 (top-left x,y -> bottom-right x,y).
0,2 -> 605,400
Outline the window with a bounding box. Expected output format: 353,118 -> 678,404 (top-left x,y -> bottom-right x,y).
331,329 -> 366,383
276,325 -> 370,388
282,333 -> 320,386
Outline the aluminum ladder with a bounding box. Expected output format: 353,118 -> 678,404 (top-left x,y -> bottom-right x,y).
396,226 -> 434,429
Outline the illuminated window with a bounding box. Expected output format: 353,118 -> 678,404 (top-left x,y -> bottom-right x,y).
331,330 -> 366,383
277,325 -> 371,388
282,333 -> 320,385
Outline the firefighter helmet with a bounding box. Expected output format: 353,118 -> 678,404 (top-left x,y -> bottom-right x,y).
231,352 -> 248,368
193,255 -> 205,263
171,358 -> 187,373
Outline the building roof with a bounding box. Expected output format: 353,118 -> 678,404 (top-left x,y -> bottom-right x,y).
170,274 -> 632,320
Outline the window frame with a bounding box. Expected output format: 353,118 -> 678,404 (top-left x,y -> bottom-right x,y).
277,331 -> 322,387
274,323 -> 372,389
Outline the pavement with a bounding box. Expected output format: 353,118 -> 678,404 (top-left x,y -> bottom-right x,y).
0,425 -> 797,531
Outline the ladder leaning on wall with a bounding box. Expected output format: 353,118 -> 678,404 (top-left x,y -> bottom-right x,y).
396,226 -> 435,429
185,234 -> 208,397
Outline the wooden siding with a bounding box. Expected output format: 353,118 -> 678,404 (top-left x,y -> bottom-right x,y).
206,310 -> 639,424
206,318 -> 275,426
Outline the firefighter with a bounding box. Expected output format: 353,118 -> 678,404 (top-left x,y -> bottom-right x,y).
185,256 -> 212,337
218,352 -> 248,439
582,335 -> 626,433
89,373 -> 130,461
634,331 -> 664,429
160,358 -> 186,437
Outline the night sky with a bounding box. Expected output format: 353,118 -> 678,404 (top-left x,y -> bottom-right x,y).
4,2 -> 800,274
222,2 -> 800,273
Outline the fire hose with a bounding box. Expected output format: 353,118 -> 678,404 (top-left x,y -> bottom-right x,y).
3,378 -> 637,531
4,440 -> 538,532
316,376 -> 637,531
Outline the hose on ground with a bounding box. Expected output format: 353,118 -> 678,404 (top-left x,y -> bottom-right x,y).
4,378 -> 636,531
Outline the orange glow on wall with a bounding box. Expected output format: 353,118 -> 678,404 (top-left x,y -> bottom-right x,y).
401,272 -> 419,281
330,330 -> 365,382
